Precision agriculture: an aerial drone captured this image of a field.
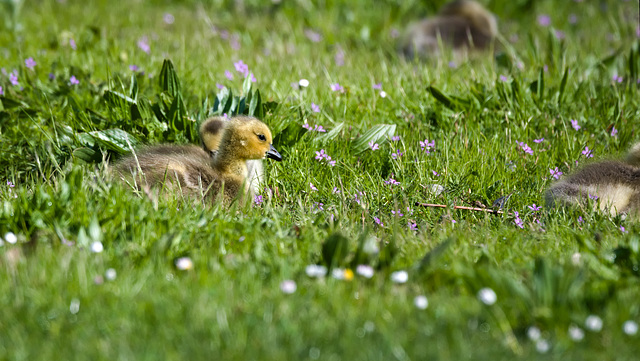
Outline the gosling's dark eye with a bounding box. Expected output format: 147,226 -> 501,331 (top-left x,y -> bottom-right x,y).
257,134 -> 266,141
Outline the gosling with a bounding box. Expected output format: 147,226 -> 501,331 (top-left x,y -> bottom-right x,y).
545,143 -> 640,218
200,116 -> 265,196
116,116 -> 282,205
401,0 -> 498,59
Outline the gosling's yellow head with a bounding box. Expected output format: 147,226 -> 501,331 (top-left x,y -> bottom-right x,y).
224,116 -> 282,161
439,0 -> 498,36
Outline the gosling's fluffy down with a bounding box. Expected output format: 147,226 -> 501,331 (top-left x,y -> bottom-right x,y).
115,116 -> 281,204
401,0 -> 498,59
545,143 -> 640,218
200,116 -> 265,196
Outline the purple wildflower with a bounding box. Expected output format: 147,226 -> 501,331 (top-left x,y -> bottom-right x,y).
315,149 -> 336,167
368,141 -> 379,151
234,60 -> 249,76
163,13 -> 175,24
224,70 -> 234,80
582,146 -> 593,158
611,127 -> 618,137
69,39 -> 77,50
528,204 -> 542,211
550,167 -> 563,179
517,141 -> 533,155
534,138 -> 545,143
9,71 -> 18,86
391,136 -> 400,142
499,75 -> 509,82
448,61 -> 456,68
129,64 -> 139,71
311,103 -> 320,113
621,225 -> 628,233
333,187 -> 340,194
330,83 -> 344,92
391,150 -> 403,159
588,194 -> 598,200
514,211 -> 524,229
314,202 -> 324,211
373,217 -> 384,227
0,86 -> 3,95
554,30 -> 565,40
570,119 -> 581,130
137,36 -> 150,54
419,139 -> 435,153
569,14 -> 578,24
304,29 -> 322,43
254,195 -> 263,206
216,84 -> 225,90
384,178 -> 400,186
373,83 -> 382,90
48,73 -> 55,80
310,183 -> 318,191
69,75 -> 79,85
229,34 -> 241,50
578,216 -> 583,223
408,222 -> 418,231
391,210 -> 404,217
249,73 -> 256,83
25,58 -> 36,69
537,14 -> 551,27
334,48 -> 345,66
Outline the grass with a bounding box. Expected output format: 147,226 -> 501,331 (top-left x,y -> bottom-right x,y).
1,0 -> 640,359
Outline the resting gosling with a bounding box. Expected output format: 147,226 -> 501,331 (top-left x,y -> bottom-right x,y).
116,116 -> 282,204
200,116 -> 265,196
401,0 -> 498,59
545,143 -> 640,218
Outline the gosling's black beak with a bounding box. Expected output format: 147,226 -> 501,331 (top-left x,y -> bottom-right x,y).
266,144 -> 282,161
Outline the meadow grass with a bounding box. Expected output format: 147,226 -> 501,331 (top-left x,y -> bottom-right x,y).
1,0 -> 640,359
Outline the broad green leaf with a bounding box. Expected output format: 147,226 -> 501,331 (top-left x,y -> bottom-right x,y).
72,147 -> 100,163
415,238 -> 453,272
351,124 -> 396,154
242,74 -> 252,96
87,128 -> 140,153
129,73 -> 139,100
536,67 -> 544,99
249,89 -> 262,118
322,232 -> 350,271
159,59 -> 181,97
104,90 -> 135,106
557,67 -> 569,105
315,122 -> 344,144
0,96 -> 28,109
167,92 -> 186,130
427,86 -> 455,109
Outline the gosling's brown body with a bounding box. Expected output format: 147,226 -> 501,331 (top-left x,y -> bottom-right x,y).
116,116 -> 281,205
546,144 -> 640,218
402,0 -> 498,59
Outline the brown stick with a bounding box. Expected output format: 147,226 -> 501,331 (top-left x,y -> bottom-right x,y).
415,202 -> 507,215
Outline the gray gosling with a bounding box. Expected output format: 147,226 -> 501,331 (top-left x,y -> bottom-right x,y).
200,116 -> 265,197
401,0 -> 498,59
545,143 -> 640,218
115,116 -> 282,205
